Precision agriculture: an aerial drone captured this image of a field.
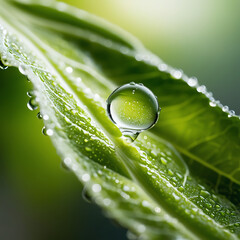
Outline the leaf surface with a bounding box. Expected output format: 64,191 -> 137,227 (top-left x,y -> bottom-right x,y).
0,1 -> 239,239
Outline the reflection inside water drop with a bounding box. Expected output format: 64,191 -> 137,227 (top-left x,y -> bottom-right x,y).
107,83 -> 160,142
27,97 -> 38,111
37,112 -> 42,119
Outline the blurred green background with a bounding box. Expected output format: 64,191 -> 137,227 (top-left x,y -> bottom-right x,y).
0,1 -> 239,239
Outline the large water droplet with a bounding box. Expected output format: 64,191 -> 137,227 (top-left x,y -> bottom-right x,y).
107,83 -> 160,142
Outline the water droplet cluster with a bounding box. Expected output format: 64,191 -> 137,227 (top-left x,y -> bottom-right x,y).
134,134 -> 240,234
133,52 -> 239,119
107,83 -> 160,141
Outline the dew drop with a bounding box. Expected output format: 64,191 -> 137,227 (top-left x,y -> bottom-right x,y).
82,187 -> 92,203
168,169 -> 174,176
65,66 -> 73,74
64,157 -> 72,166
178,186 -> 184,192
197,85 -> 206,93
103,198 -> 111,206
137,224 -> 146,233
158,63 -> 167,71
82,173 -> 90,182
107,83 -> 160,142
154,207 -> 161,213
209,101 -> 216,107
92,184 -> 101,193
19,65 -> 27,75
42,126 -> 53,136
187,77 -> 198,87
228,110 -> 235,117
222,106 -> 229,112
37,112 -> 43,119
200,190 -> 211,198
160,157 -> 167,165
85,147 -> 92,152
27,91 -> 33,97
61,160 -> 71,171
172,193 -> 180,201
172,69 -> 182,79
46,129 -> 54,136
142,200 -> 150,207
0,59 -> 8,70
27,98 -> 38,111
43,114 -> 49,120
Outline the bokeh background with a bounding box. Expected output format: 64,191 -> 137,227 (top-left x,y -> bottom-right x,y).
0,1 -> 240,239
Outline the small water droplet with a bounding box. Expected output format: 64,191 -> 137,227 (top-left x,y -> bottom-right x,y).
178,186 -> 184,192
82,187 -> 92,203
19,65 -> 27,75
64,157 -> 72,165
27,91 -> 33,97
206,92 -> 213,98
200,190 -> 211,198
103,198 -> 111,206
37,112 -> 42,119
70,109 -> 78,115
222,106 -> 229,112
142,200 -> 150,207
61,160 -> 71,171
107,83 -> 160,142
46,129 -> 53,136
160,157 -> 167,165
27,98 -> 38,111
158,63 -> 167,71
43,114 -> 49,120
0,59 -> 8,70
172,69 -> 182,79
65,66 -> 73,73
209,101 -> 216,107
42,127 -> 53,136
92,184 -> 101,193
187,77 -> 198,87
82,173 -> 90,182
168,169 -> 174,176
154,207 -> 161,213
228,110 -> 235,117
123,185 -> 130,191
85,147 -> 92,152
197,85 -> 206,93
172,193 -> 180,201
137,224 -> 146,233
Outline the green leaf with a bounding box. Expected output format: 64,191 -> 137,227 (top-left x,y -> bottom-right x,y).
0,0 -> 239,239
